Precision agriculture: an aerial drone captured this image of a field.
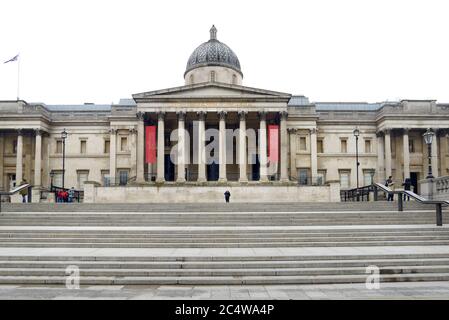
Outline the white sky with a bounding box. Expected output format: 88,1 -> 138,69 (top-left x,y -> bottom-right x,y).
1,0 -> 448,104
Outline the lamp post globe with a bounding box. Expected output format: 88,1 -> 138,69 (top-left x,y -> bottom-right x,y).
423,128 -> 435,179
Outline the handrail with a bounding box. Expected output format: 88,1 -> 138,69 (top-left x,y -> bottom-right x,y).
374,182 -> 448,226
0,183 -> 31,212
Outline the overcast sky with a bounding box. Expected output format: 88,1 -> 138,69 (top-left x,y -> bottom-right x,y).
1,0 -> 448,104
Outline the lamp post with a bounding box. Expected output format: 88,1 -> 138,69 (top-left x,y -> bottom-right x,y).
61,129 -> 67,189
423,128 -> 435,179
353,128 -> 360,201
50,171 -> 54,191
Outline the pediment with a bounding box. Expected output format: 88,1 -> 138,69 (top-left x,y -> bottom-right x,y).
132,82 -> 291,101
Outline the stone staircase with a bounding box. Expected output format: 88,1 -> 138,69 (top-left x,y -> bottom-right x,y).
0,201 -> 448,285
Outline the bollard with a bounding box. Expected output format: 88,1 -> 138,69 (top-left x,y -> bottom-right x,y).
398,194 -> 403,212
436,203 -> 443,226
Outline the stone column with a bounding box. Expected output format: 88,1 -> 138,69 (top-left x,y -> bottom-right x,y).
130,128 -> 137,178
218,111 -> 227,182
109,128 -> 117,184
34,129 -> 43,187
384,129 -> 392,179
0,134 -> 4,190
16,129 -> 23,183
403,128 -> 410,180
439,130 -> 447,177
376,131 -> 385,183
310,128 -> 318,184
280,111 -> 289,182
176,111 -> 186,183
156,112 -> 165,183
288,128 -> 297,181
259,111 -> 268,182
197,111 -> 207,182
431,129 -> 439,177
136,112 -> 145,183
238,111 -> 248,182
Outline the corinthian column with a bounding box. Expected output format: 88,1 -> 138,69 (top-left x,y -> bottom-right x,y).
431,129 -> 439,177
218,111 -> 227,182
156,112 -> 165,183
109,128 -> 117,185
34,129 -> 43,187
280,111 -> 289,182
238,111 -> 248,183
310,128 -> 318,183
376,131 -> 385,183
259,111 -> 268,182
177,111 -> 186,183
384,129 -> 392,179
403,128 -> 410,180
197,111 -> 207,182
16,129 -> 23,183
136,112 -> 145,183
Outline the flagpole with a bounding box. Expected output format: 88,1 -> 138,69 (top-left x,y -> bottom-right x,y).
17,55 -> 20,101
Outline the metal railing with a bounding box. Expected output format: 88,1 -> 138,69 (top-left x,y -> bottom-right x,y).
373,182 -> 448,226
51,186 -> 83,202
340,185 -> 376,201
0,183 -> 31,212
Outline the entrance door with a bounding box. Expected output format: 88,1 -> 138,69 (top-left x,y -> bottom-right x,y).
207,162 -> 219,181
410,172 -> 419,194
164,154 -> 175,181
252,154 -> 260,181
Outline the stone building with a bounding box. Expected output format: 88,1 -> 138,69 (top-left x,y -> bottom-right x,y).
1,26 -> 449,202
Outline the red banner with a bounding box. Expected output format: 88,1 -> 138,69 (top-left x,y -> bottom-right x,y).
268,124 -> 279,163
145,126 -> 157,164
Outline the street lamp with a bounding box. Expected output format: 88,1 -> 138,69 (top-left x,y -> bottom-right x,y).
50,171 -> 54,191
353,128 -> 360,201
423,128 -> 435,179
61,129 -> 68,189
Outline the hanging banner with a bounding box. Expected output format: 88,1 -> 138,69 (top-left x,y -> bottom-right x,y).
268,124 -> 279,163
145,126 -> 157,164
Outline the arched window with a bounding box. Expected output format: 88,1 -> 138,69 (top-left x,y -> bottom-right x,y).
232,74 -> 237,85
210,71 -> 216,82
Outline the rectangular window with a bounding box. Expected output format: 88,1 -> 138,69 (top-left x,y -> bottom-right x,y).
340,139 -> 347,153
56,140 -> 63,154
51,170 -> 63,188
80,140 -> 87,154
77,170 -> 89,189
101,170 -> 110,186
364,139 -> 371,153
317,139 -> 324,153
118,170 -> 129,186
299,137 -> 307,151
316,170 -> 326,185
339,170 -> 350,189
363,170 -> 375,186
120,137 -> 128,152
104,140 -> 110,154
298,168 -> 309,185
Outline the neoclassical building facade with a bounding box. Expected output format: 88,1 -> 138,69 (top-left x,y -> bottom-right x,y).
1,26 -> 449,202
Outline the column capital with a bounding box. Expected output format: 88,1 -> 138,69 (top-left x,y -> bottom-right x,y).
383,128 -> 392,135
403,128 -> 411,134
258,111 -> 267,120
280,111 -> 288,120
17,128 -> 23,136
136,111 -> 145,121
309,128 -> 317,135
376,131 -> 384,137
177,110 -> 186,120
197,111 -> 207,120
34,129 -> 43,136
109,128 -> 117,135
238,110 -> 248,120
218,111 -> 227,120
129,127 -> 138,134
287,128 -> 297,134
157,111 -> 166,121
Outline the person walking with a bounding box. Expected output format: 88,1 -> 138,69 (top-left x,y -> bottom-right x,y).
68,187 -> 75,203
19,179 -> 28,203
385,176 -> 394,201
402,178 -> 412,201
224,190 -> 231,203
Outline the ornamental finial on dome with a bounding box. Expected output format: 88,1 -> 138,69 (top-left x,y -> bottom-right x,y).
210,25 -> 217,40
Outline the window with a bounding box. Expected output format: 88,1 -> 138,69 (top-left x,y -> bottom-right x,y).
77,170 -> 89,189
56,140 -> 63,154
118,170 -> 129,186
364,139 -> 371,153
340,139 -> 347,153
232,74 -> 237,84
363,169 -> 375,186
409,139 -> 415,153
101,170 -> 110,186
104,140 -> 110,154
120,137 -> 128,152
316,170 -> 326,185
210,71 -> 216,82
339,170 -> 350,189
299,137 -> 307,151
51,170 -> 63,188
317,139 -> 324,153
298,168 -> 309,185
80,140 -> 87,154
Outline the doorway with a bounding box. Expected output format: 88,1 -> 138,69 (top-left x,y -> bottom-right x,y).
410,172 -> 419,194
164,154 -> 175,181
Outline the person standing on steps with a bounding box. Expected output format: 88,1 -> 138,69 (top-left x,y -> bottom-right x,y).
224,190 -> 231,203
385,176 -> 394,201
402,178 -> 411,201
19,179 -> 28,203
68,187 -> 75,203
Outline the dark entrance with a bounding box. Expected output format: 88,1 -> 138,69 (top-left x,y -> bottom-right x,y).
410,172 -> 419,194
252,154 -> 260,181
207,162 -> 219,181
164,154 -> 175,181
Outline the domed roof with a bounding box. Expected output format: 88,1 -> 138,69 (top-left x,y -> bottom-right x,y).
185,25 -> 242,77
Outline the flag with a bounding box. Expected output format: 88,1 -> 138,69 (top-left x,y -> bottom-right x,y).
4,54 -> 19,64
